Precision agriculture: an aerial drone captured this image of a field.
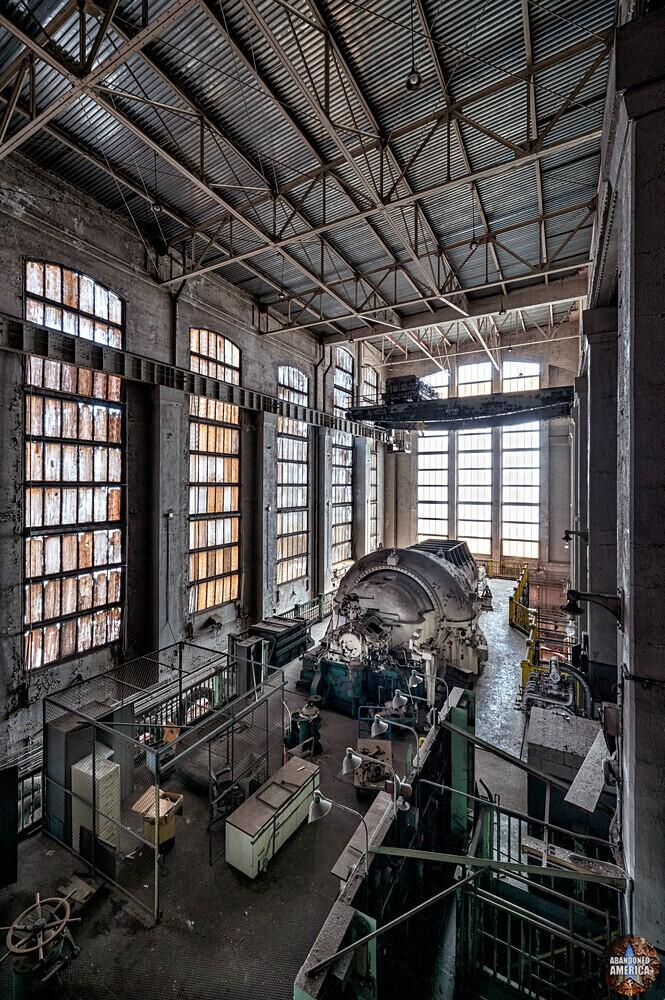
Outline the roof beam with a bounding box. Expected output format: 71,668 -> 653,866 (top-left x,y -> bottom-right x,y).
321,273 -> 588,344
413,0 -> 508,297
166,30 -> 610,235
100,10 -> 402,329
189,0 -> 431,313
234,0 -> 464,313
0,91 -> 346,335
0,9 -> 385,331
302,0 -> 466,306
159,128 -> 601,282
0,0 -> 195,159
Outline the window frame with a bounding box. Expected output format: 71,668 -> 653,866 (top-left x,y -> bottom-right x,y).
24,259 -> 125,349
276,365 -> 310,586
332,348 -> 355,572
417,429 -> 449,542
187,328 -> 242,616
22,260 -> 126,672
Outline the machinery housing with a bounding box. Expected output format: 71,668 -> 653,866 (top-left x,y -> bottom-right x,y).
299,540 -> 489,717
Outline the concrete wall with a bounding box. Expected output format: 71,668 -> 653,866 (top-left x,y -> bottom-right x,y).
0,153 -> 383,755
588,9 -> 665,950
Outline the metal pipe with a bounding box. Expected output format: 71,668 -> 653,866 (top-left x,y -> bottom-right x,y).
369,845 -> 626,885
305,870 -> 480,977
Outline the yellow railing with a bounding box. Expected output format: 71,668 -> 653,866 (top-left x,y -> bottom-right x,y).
508,564 -> 536,634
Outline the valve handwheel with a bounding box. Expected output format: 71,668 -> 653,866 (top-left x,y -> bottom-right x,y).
1,893 -> 76,964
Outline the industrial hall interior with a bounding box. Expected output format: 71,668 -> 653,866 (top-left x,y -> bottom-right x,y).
0,0 -> 664,997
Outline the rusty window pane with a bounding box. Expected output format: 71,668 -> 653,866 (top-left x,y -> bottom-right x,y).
63,269 -> 78,308
77,614 -> 92,652
44,535 -> 60,575
61,620 -> 76,657
43,624 -> 60,664
62,401 -> 77,438
26,298 -> 44,325
26,261 -> 44,295
24,262 -> 125,671
78,403 -> 93,440
62,489 -> 77,524
79,531 -> 93,568
44,398 -> 61,436
62,534 -> 77,572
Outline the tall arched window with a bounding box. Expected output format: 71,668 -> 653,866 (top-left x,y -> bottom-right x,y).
188,329 -> 241,613
23,261 -> 125,670
332,348 -> 354,573
276,367 -> 309,585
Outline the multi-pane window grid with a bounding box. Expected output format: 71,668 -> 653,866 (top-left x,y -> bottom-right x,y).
23,356 -> 123,670
503,360 -> 540,393
25,261 -> 123,348
458,361 -> 493,397
457,429 -> 492,556
276,367 -> 309,585
422,369 -> 449,399
418,431 -> 448,541
189,330 -> 241,614
361,365 -> 379,404
332,349 -> 354,570
502,423 -> 540,559
369,444 -> 379,551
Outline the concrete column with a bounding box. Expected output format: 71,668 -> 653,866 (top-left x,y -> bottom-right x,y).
614,19 -> 665,949
317,428 -> 333,595
546,419 -> 571,568
570,374 -> 588,633
155,386 -> 187,648
383,438 -> 417,549
490,364 -> 502,564
584,310 -> 618,695
376,443 -> 385,549
259,413 -> 278,617
0,352 -> 25,756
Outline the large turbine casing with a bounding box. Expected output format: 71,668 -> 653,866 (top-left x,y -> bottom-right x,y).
334,539 -> 483,648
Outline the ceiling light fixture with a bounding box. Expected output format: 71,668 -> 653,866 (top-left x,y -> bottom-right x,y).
405,0 -> 422,92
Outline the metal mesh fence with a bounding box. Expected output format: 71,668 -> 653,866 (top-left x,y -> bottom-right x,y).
206,671 -> 286,865
42,700 -> 158,918
42,644 -> 285,919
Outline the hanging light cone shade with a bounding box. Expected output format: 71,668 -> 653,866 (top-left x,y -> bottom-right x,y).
371,715 -> 389,738
561,595 -> 583,617
408,669 -> 424,689
392,690 -> 409,711
342,748 -> 363,776
308,791 -> 333,824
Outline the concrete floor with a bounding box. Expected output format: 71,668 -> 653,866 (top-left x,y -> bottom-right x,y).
0,580 -> 528,1000
475,578 -> 529,815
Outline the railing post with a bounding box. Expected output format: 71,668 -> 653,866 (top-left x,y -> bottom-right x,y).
154,754 -> 160,923
178,641 -> 183,725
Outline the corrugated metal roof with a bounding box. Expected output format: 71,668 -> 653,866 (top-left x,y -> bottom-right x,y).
0,0 -> 615,348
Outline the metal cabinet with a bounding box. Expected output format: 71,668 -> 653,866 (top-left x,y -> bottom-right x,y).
225,757 -> 319,878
